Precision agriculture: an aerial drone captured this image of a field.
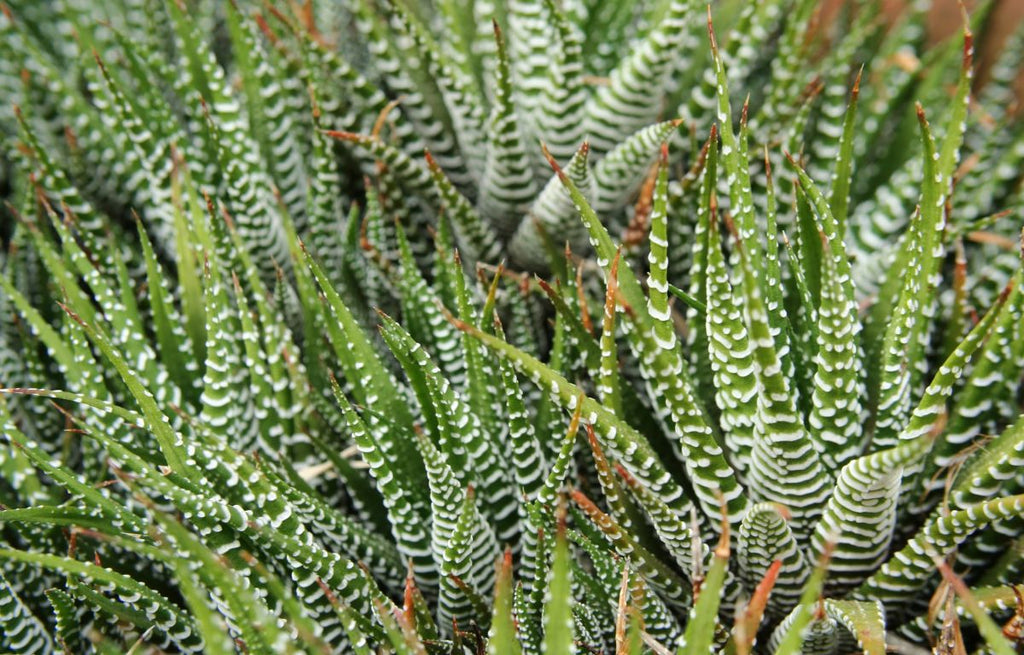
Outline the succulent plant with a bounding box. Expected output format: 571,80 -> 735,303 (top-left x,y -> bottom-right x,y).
1,0 -> 1024,654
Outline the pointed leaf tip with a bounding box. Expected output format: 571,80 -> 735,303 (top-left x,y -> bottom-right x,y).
735,560 -> 783,655
442,306 -> 473,334
706,6 -> 718,51
772,503 -> 793,521
714,498 -> 730,558
962,29 -> 974,69
613,461 -> 634,486
541,142 -> 567,181
323,129 -> 362,143
570,489 -> 595,513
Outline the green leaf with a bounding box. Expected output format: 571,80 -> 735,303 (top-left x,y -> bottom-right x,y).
895,278 -> 1012,504
871,26 -> 974,451
442,485 -> 496,630
808,436 -> 931,596
646,144 -> 677,359
823,599 -> 886,655
0,569 -> 53,654
0,548 -> 202,653
166,0 -> 288,280
424,151 -> 502,266
404,416 -> 497,633
684,128 -> 719,411
509,142 -> 594,273
951,414 -> 1024,509
592,120 -> 682,217
348,0 -> 473,190
303,245 -> 416,439
91,50 -> 179,250
787,155 -> 864,474
827,70 -> 862,241
737,503 -> 809,620
534,0 -> 586,170
478,20 -> 536,237
166,556 -> 235,655
541,510 -> 574,655
224,1 -> 310,228
854,494 -> 1024,611
749,0 -> 818,141
46,588 -> 87,654
680,526 -> 729,654
452,317 -> 704,539
330,379 -> 436,598
154,508 -> 291,655
596,254 -> 624,415
499,352 -> 547,504
584,0 -> 695,157
198,256 -> 259,451
928,274 -> 1024,492
731,218 -> 830,540
543,143 -> 746,531
136,220 -> 199,404
572,489 -> 691,615
487,549 -> 522,655
768,544 -> 833,654
707,14 -> 758,264
21,291 -> 196,481
703,157 -> 758,478
379,311 -> 516,544
392,223 -> 466,386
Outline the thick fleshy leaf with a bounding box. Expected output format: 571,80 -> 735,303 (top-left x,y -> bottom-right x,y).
870,28 -> 973,451
853,494 -> 1024,613
542,509 -> 574,655
679,524 -> 729,654
542,145 -> 747,533
584,0 -> 696,157
737,503 -> 808,619
478,21 -> 536,237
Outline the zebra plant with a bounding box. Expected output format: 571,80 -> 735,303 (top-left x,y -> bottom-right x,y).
2,0 -> 1024,653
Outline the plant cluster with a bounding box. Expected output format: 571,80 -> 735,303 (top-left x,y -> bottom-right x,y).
1,0 -> 1024,653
